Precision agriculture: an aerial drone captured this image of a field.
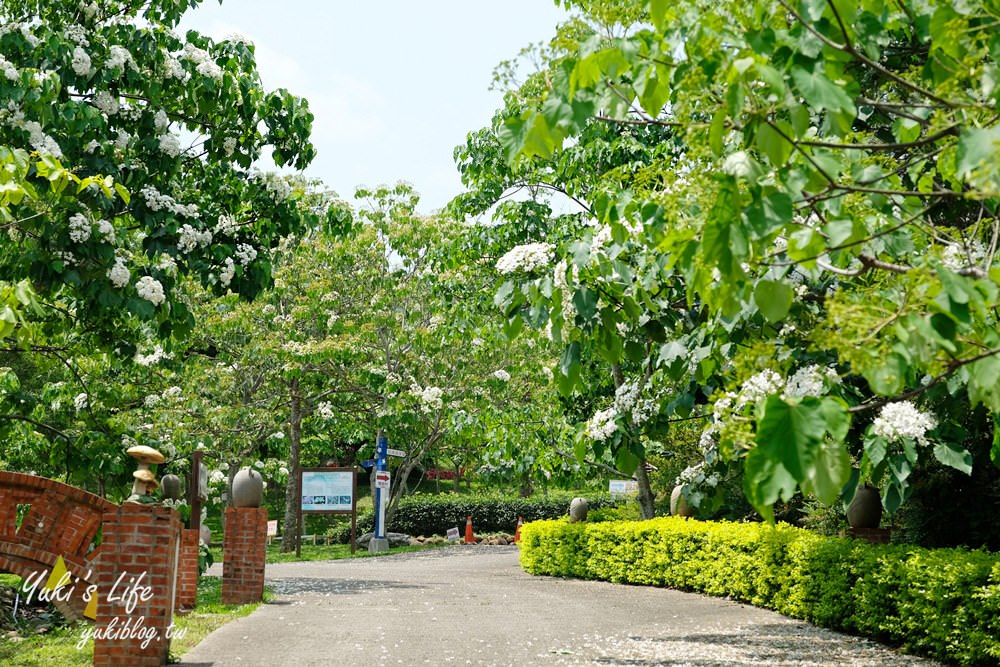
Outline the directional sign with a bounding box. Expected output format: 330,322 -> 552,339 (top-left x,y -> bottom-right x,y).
360,459 -> 376,469
375,470 -> 390,490
386,448 -> 407,458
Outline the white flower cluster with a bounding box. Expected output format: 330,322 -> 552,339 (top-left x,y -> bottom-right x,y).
181,43 -> 223,82
64,24 -> 88,46
590,225 -> 613,256
496,242 -> 554,274
586,407 -> 618,442
250,170 -> 292,201
222,137 -> 237,155
114,129 -> 131,151
162,56 -> 187,81
941,239 -> 986,271
209,469 -> 226,484
0,55 -> 18,81
177,224 -> 212,253
492,369 -> 510,382
164,386 -> 182,398
16,119 -> 63,158
410,385 -> 444,413
215,213 -> 238,235
219,257 -> 236,288
72,46 -> 94,77
871,401 -> 937,446
96,219 -> 115,244
136,275 -> 166,306
553,259 -> 576,325
234,243 -> 257,265
135,345 -> 169,366
734,369 -> 784,410
144,394 -> 160,407
69,213 -> 91,243
107,257 -> 130,288
105,45 -> 135,72
156,254 -> 177,275
316,401 -> 334,420
74,393 -> 88,411
140,186 -> 199,218
723,151 -> 753,178
93,90 -> 119,115
158,132 -> 181,158
783,364 -> 840,400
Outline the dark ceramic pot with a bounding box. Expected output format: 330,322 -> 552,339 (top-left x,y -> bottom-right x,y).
847,484 -> 883,529
160,474 -> 182,500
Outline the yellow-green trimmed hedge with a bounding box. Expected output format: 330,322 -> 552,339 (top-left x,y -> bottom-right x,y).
519,517 -> 1000,666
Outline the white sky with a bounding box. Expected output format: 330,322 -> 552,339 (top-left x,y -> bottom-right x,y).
180,0 -> 570,213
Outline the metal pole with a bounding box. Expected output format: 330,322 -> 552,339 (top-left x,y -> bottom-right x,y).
369,429 -> 389,553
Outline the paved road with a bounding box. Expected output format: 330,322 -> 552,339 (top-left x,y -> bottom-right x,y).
178,546 -> 935,667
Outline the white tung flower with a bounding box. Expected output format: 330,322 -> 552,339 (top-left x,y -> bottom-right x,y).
496,242 -> 554,274
316,401 -> 334,420
871,401 -> 937,446
735,369 -> 784,410
69,213 -> 91,243
135,275 -> 166,306
0,55 -> 18,81
96,219 -> 115,244
71,46 -> 93,77
586,407 -> 618,442
722,151 -> 754,178
234,243 -> 257,266
219,257 -> 236,288
74,392 -> 88,411
492,369 -> 511,382
158,132 -> 181,158
107,257 -> 130,288
782,364 -> 839,400
177,224 -> 212,253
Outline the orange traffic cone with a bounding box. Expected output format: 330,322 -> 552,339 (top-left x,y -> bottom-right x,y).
465,516 -> 474,544
514,516 -> 523,544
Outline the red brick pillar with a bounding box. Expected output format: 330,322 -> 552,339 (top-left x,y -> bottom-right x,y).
221,507 -> 267,604
93,504 -> 181,667
174,528 -> 200,611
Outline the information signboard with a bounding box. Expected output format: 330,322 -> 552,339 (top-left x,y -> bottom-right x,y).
301,469 -> 356,512
609,479 -> 639,496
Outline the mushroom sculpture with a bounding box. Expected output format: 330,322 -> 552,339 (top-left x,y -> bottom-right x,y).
126,444 -> 165,503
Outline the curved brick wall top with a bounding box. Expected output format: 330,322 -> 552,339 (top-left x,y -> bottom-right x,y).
0,471 -> 116,569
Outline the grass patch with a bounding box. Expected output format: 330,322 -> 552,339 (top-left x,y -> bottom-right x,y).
167,576 -> 260,660
207,540 -> 446,566
0,576 -> 262,666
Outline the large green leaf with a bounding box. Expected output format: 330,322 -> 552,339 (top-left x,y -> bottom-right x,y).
753,280 -> 794,323
801,438 -> 852,505
755,396 -> 827,481
743,446 -> 797,523
933,441 -> 973,476
790,66 -> 856,116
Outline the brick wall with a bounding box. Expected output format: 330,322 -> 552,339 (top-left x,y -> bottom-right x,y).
222,506 -> 267,605
93,503 -> 181,667
175,528 -> 200,611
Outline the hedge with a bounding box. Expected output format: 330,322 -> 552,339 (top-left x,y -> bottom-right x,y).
326,492 -> 622,542
519,517 -> 1000,666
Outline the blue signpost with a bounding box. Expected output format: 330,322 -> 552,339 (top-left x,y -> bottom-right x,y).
369,431 -> 390,553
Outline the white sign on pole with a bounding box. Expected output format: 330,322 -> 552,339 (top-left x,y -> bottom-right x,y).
301,470 -> 355,512
375,470 -> 390,490
386,448 -> 407,458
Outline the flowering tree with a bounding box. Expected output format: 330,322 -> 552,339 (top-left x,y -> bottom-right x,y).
461,0 -> 1000,520
0,0 -> 319,350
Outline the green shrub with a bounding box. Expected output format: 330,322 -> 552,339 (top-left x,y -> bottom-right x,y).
519,517 -> 1000,666
324,492 -> 622,542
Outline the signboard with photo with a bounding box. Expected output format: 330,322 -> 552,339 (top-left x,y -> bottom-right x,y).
301,469 -> 356,512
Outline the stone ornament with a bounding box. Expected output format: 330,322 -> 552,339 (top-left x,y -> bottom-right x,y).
569,497 -> 589,523
231,468 -> 264,508
126,444 -> 164,503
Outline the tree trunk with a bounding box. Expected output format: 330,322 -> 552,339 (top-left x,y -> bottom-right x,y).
282,378 -> 302,554
635,459 -> 655,520
452,463 -> 460,492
